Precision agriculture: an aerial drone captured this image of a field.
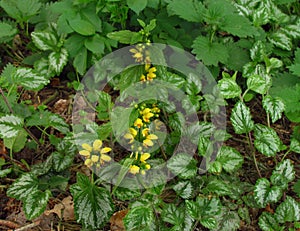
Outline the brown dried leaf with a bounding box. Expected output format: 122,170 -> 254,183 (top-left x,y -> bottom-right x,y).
44,196 -> 74,221
109,209 -> 128,231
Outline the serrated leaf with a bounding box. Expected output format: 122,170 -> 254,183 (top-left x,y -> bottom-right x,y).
213,208 -> 240,231
247,74 -> 269,94
167,153 -> 197,179
230,101 -> 254,134
71,173 -> 114,229
52,150 -> 75,172
275,196 -> 300,223
217,146 -> 243,173
4,129 -> 27,152
68,18 -> 96,36
31,31 -> 57,51
0,21 -> 18,43
222,14 -> 258,37
205,179 -> 232,196
0,114 -> 24,138
23,190 -> 51,220
84,34 -> 105,54
126,0 -> 147,14
259,212 -> 283,231
270,159 -> 295,189
218,78 -> 241,99
124,204 -> 155,231
167,0 -> 204,22
173,181 -> 193,199
254,124 -> 281,157
290,138 -> 300,153
48,48 -> 68,74
186,197 -> 221,229
254,178 -> 282,208
185,73 -> 202,95
268,31 -> 292,51
7,173 -> 39,200
262,95 -> 285,123
13,67 -> 49,90
250,41 -> 266,62
107,30 -> 142,44
192,36 -> 229,66
113,186 -> 141,201
288,48 -> 300,76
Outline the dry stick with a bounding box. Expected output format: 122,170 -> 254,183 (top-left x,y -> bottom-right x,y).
0,86 -> 41,146
14,220 -> 41,231
248,132 -> 262,178
0,219 -> 20,229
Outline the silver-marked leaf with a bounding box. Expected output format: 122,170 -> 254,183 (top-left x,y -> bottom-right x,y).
0,114 -> 24,138
213,208 -> 240,231
290,138 -> 300,153
254,178 -> 282,208
23,190 -> 51,220
262,95 -> 285,123
230,101 -> 254,134
173,181 -> 193,199
4,129 -> 27,152
258,212 -> 283,231
254,124 -> 281,157
205,179 -> 232,197
250,41 -> 266,62
247,74 -> 269,94
217,146 -> 243,173
14,67 -> 49,90
270,159 -> 295,188
275,196 -> 300,223
7,173 -> 39,200
48,48 -> 68,74
31,31 -> 57,51
268,31 -> 292,51
167,153 -> 197,179
218,78 -> 241,99
71,173 -> 114,230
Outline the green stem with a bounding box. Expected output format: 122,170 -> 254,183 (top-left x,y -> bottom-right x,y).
281,150 -> 291,162
247,132 -> 262,178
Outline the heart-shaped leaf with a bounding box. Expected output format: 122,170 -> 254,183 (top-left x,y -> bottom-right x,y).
230,101 -> 254,134
275,196 -> 300,223
262,95 -> 285,123
167,153 -> 197,179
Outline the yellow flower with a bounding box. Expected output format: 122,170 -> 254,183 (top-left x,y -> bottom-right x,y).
142,128 -> 149,137
84,158 -> 92,167
141,108 -> 154,122
140,74 -> 146,82
91,155 -> 99,162
134,118 -> 143,128
140,153 -> 150,163
129,47 -> 144,63
93,139 -> 103,151
154,119 -> 163,130
143,134 -> 158,147
82,143 -> 92,152
129,165 -> 140,174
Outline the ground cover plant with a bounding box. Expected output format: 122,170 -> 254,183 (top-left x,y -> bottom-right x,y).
0,0 -> 300,230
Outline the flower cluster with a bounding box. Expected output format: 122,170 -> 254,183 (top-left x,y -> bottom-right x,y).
140,64 -> 157,82
124,103 -> 162,175
79,139 -> 112,168
129,151 -> 151,175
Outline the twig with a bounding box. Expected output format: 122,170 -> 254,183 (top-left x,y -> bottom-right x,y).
0,86 -> 41,146
0,219 -> 20,229
14,220 -> 41,231
248,132 -> 262,178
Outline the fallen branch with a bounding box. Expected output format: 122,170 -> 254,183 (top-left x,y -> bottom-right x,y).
0,219 -> 20,229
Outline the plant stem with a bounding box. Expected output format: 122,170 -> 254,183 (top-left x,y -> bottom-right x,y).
247,132 -> 262,178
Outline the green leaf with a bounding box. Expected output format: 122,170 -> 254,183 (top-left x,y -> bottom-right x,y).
185,73 -> 202,95
118,65 -> 144,91
247,74 -> 269,94
268,31 -> 292,51
213,208 -> 240,231
84,34 -> 105,54
0,168 -> 12,177
192,36 -> 229,66
68,18 -> 96,36
4,129 -> 27,152
13,67 -> 49,90
113,186 -> 141,201
71,173 -> 114,229
7,173 -> 39,200
216,146 -> 243,173
218,78 -> 241,99
124,203 -> 156,231
167,153 -> 197,179
275,196 -> 300,223
126,0 -> 147,14
259,212 -> 283,231
173,181 -> 193,199
0,114 -> 24,138
288,48 -> 300,77
293,179 -> 300,197
254,178 -> 282,208
290,138 -> 300,153
250,41 -> 266,62
262,95 -> 285,123
167,0 -> 204,22
270,159 -> 295,189
48,48 -> 68,74
0,21 -> 18,43
205,179 -> 232,197
52,140 -> 76,172
73,46 -> 87,75
186,197 -> 222,229
107,30 -> 142,44
31,31 -> 57,51
23,190 -> 51,220
254,124 -> 281,157
230,101 -> 254,134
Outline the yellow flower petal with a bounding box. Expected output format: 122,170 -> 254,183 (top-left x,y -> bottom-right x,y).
141,108 -> 151,115
79,150 -> 90,157
129,165 -> 140,174
100,147 -> 112,154
82,143 -> 92,152
93,139 -> 103,151
149,67 -> 157,72
145,164 -> 151,170
84,158 -> 92,167
91,155 -> 99,162
141,170 -> 146,175
147,134 -> 158,140
140,153 -> 151,162
143,139 -> 153,147
129,128 -> 137,137
134,118 -> 143,128
142,128 -> 149,137
124,133 -> 134,140
101,154 -> 111,162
